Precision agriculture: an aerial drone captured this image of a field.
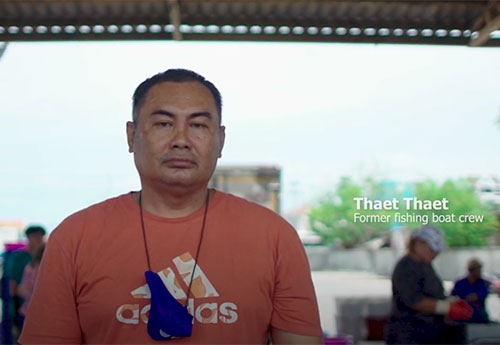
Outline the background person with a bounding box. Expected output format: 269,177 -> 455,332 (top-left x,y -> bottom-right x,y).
385,225 -> 473,344
4,225 -> 46,337
17,244 -> 45,328
19,69 -> 323,344
451,258 -> 496,323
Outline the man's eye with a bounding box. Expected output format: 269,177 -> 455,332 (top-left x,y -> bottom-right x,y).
156,122 -> 172,127
191,123 -> 207,128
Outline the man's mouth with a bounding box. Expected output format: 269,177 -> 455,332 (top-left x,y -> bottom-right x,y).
164,158 -> 196,168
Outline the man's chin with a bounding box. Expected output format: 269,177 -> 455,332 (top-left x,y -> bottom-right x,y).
159,175 -> 205,189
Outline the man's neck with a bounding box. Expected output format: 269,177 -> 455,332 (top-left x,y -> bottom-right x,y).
137,185 -> 209,218
26,245 -> 38,256
408,252 -> 423,263
467,275 -> 479,284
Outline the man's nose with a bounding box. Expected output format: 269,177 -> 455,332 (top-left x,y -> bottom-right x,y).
171,124 -> 190,149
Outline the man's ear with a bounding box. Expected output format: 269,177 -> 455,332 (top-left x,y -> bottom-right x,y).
218,126 -> 226,158
126,121 -> 135,153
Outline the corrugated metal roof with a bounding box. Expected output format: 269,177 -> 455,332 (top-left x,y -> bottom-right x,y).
0,0 -> 499,46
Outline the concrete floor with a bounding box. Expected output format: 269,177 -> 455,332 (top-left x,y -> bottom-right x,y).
311,270 -> 500,338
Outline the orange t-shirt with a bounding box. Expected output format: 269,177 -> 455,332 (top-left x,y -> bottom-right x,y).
20,191 -> 322,344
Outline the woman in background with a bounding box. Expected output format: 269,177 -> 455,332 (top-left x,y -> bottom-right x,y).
385,225 -> 472,344
17,244 -> 45,329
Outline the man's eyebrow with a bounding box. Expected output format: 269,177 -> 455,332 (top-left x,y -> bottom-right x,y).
190,112 -> 212,120
150,110 -> 212,120
151,109 -> 174,117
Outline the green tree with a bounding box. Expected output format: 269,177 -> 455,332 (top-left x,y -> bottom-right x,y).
309,177 -> 499,248
308,177 -> 397,247
408,179 -> 499,247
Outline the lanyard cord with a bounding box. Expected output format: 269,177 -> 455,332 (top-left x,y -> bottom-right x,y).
138,190 -> 210,308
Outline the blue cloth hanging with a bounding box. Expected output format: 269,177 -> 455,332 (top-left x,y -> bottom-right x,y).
145,270 -> 193,340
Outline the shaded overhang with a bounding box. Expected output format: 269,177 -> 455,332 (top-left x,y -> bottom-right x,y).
0,0 -> 499,46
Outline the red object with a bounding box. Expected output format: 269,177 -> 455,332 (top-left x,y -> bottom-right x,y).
449,300 -> 473,320
366,317 -> 388,340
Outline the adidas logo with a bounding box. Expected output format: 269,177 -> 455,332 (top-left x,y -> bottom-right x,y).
116,252 -> 238,326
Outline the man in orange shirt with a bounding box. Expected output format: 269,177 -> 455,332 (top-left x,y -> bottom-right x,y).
19,69 -> 323,344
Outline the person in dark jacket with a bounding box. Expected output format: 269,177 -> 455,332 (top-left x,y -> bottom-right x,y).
385,225 -> 473,344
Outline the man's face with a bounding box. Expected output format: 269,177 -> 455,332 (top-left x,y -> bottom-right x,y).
27,232 -> 44,250
414,239 -> 438,264
468,264 -> 482,279
127,81 -> 225,192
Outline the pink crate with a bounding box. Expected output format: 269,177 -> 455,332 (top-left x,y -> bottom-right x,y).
4,242 -> 27,252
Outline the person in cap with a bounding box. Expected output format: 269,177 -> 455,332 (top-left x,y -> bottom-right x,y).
451,258 -> 497,323
385,224 -> 473,344
19,69 -> 323,344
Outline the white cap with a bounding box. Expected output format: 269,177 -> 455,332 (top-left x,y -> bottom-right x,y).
411,225 -> 447,252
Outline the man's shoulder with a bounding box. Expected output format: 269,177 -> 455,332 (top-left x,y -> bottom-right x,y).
214,191 -> 296,238
87,192 -> 132,213
215,190 -> 284,220
396,254 -> 412,265
11,249 -> 30,257
454,277 -> 468,285
216,190 -> 265,208
51,193 -> 133,237
394,254 -> 421,274
10,250 -> 31,264
478,278 -> 492,286
71,192 -> 131,217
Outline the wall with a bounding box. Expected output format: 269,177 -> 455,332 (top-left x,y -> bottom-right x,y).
305,246 -> 500,281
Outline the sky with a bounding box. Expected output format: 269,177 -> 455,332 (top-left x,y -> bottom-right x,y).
0,41 -> 499,231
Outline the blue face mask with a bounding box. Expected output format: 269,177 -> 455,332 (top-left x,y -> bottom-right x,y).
145,270 -> 193,340
138,190 -> 211,341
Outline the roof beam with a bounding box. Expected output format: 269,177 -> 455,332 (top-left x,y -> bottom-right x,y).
168,0 -> 182,41
469,2 -> 500,46
1,1 -> 499,46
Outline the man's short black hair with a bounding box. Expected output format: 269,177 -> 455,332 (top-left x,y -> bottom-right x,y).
132,68 -> 223,125
25,225 -> 46,237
